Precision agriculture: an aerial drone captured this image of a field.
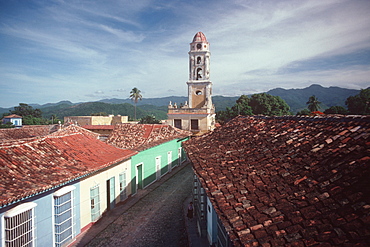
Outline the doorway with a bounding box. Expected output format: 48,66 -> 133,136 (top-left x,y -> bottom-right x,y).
136,164 -> 143,191
106,177 -> 115,211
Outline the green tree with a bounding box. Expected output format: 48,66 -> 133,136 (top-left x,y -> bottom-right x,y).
130,87 -> 143,120
324,106 -> 348,115
346,88 -> 370,115
216,95 -> 253,124
10,103 -> 42,118
306,95 -> 321,112
234,95 -> 253,115
91,112 -> 108,116
296,109 -> 311,115
249,93 -> 290,116
0,122 -> 15,129
139,115 -> 161,124
49,114 -> 62,124
216,93 -> 290,124
4,103 -> 46,125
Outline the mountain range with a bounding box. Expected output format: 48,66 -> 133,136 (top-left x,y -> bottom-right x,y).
0,84 -> 361,120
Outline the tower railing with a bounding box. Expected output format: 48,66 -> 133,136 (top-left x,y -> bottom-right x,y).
168,107 -> 215,114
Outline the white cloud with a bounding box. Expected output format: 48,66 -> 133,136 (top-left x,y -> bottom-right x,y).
0,0 -> 369,107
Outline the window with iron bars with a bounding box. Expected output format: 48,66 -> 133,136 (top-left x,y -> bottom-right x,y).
90,185 -> 100,222
4,202 -> 37,247
54,186 -> 76,247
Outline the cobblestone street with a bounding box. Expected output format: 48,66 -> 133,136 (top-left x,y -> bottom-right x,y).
78,163 -> 193,247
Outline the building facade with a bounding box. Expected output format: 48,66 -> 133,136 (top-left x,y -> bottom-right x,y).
64,115 -> 128,126
167,32 -> 216,135
106,124 -> 190,195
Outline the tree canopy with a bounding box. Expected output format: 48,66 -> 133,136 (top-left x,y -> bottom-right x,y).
296,109 -> 311,116
139,115 -> 161,124
130,88 -> 143,104
324,106 -> 348,115
306,95 -> 322,112
249,93 -> 290,116
11,103 -> 42,118
216,93 -> 291,123
130,87 -> 143,120
346,88 -> 370,115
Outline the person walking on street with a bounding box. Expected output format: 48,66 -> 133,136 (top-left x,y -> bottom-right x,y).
187,201 -> 194,220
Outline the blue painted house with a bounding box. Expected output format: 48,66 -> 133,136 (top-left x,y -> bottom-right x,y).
2,114 -> 22,127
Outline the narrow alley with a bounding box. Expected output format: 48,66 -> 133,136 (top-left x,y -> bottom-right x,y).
74,163 -> 194,247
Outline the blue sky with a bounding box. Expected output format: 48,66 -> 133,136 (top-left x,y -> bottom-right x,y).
0,0 -> 369,108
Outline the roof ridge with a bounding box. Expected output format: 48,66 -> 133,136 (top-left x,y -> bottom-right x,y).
237,115 -> 370,123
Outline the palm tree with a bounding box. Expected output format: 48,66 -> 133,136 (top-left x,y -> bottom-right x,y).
306,95 -> 321,112
129,87 -> 142,120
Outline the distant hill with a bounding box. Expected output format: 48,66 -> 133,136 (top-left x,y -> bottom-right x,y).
98,95 -> 238,111
29,100 -> 75,109
98,96 -> 188,106
38,96 -> 238,120
267,84 -> 359,113
41,102 -> 169,120
0,84 -> 361,119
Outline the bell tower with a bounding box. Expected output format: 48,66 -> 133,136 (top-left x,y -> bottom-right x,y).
167,32 -> 215,134
187,32 -> 212,109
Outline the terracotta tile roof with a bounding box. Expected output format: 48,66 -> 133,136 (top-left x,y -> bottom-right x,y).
107,124 -> 191,151
82,125 -> 115,130
183,116 -> 370,246
3,114 -> 22,119
0,125 -> 137,208
0,125 -> 57,141
48,124 -> 100,139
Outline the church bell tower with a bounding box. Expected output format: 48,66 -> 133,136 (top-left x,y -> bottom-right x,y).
167,32 -> 215,134
187,32 -> 213,109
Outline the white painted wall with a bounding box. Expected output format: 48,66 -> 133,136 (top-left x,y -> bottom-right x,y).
79,159 -> 131,229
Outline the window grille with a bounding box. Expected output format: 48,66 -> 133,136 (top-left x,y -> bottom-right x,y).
4,202 -> 37,247
54,186 -> 75,247
90,186 -> 100,222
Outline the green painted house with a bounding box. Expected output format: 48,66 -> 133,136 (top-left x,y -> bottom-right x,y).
107,124 -> 190,195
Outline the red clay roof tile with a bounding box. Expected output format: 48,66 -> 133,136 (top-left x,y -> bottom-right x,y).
107,124 -> 191,151
0,125 -> 137,208
82,125 -> 115,130
184,116 -> 370,246
0,125 -> 57,141
2,114 -> 22,119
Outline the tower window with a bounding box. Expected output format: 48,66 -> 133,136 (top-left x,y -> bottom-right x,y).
196,68 -> 203,80
197,57 -> 201,64
197,44 -> 202,49
196,90 -> 202,95
191,119 -> 199,130
174,119 -> 182,129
